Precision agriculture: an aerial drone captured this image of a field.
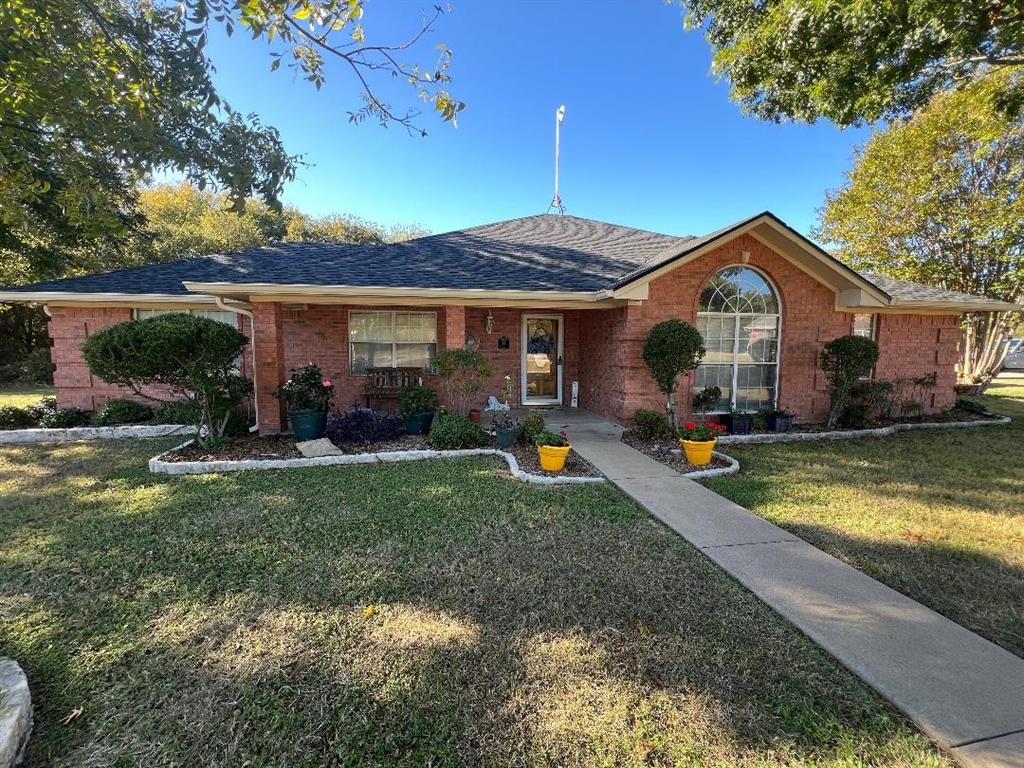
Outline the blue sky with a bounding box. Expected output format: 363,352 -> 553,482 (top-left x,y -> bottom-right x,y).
203,1 -> 870,238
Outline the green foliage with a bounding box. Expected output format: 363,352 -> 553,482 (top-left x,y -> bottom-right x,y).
838,381 -> 896,428
678,420 -> 726,442
815,72 -> 1024,384
39,407 -> 92,428
276,364 -> 334,412
0,405 -> 34,430
632,409 -> 674,441
820,336 -> 881,430
398,384 -> 438,416
532,429 -> 568,448
433,349 -> 493,415
642,320 -> 706,430
81,313 -> 250,444
151,400 -> 200,426
93,399 -> 154,426
26,397 -> 56,422
677,0 -> 1024,125
692,385 -> 723,415
427,413 -> 486,450
520,413 -> 546,442
955,398 -> 991,416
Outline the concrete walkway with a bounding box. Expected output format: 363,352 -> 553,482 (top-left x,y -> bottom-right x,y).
544,411 -> 1024,768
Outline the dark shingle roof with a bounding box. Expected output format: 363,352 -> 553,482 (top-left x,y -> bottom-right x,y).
863,274 -> 1018,308
3,214 -> 689,296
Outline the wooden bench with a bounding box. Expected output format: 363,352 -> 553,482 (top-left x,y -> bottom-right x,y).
364,367 -> 423,410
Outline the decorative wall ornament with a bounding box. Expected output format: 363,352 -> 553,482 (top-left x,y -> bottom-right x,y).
485,311 -> 494,334
465,335 -> 480,351
497,336 -> 510,350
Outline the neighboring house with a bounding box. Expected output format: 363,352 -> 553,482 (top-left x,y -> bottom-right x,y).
1,211 -> 1018,431
1007,339 -> 1024,370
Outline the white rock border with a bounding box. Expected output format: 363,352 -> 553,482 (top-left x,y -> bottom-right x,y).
149,441 -> 607,485
0,658 -> 31,768
682,450 -> 741,480
717,416 -> 1011,445
0,424 -> 192,445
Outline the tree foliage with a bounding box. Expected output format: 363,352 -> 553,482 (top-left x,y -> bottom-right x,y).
816,72 -> 1024,383
433,349 -> 493,415
81,313 -> 251,444
642,320 -> 706,431
820,335 -> 880,430
677,0 -> 1024,125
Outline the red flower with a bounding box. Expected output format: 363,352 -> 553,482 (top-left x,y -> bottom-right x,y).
684,421 -> 697,430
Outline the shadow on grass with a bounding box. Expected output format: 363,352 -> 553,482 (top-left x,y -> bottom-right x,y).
1,446 -> 949,767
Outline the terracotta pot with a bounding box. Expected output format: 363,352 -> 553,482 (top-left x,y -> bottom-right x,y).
468,409 -> 482,423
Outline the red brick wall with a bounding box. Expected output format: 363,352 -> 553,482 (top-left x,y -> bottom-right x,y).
576,234 -> 960,425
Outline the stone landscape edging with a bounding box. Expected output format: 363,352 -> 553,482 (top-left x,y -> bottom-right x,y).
0,658 -> 31,768
681,451 -> 741,479
0,424 -> 192,445
148,441 -> 609,485
717,416 -> 1010,445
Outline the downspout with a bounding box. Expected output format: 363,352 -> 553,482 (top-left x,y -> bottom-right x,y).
215,296 -> 260,433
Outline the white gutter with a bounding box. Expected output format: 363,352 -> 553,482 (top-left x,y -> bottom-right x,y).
215,296 -> 260,433
0,291 -> 219,305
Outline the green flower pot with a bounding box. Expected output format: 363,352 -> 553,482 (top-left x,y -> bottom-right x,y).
495,425 -> 520,450
403,411 -> 434,435
289,409 -> 327,442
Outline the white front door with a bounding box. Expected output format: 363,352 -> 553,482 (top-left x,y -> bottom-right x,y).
521,314 -> 563,405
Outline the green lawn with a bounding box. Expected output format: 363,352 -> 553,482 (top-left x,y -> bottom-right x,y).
0,383 -> 54,408
0,442 -> 948,766
707,374 -> 1024,660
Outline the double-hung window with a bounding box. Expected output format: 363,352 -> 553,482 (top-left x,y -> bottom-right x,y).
852,313 -> 877,378
349,311 -> 437,374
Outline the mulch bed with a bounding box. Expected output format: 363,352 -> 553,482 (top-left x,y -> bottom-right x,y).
621,432 -> 733,474
161,432 -> 602,478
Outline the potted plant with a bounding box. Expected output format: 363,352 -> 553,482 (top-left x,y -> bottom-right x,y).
275,363 -> 334,441
534,429 -> 571,472
722,409 -> 753,435
491,413 -> 520,449
765,408 -> 794,433
678,420 -> 726,466
398,383 -> 438,435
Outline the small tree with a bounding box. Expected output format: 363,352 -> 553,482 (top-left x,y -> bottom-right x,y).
820,335 -> 880,430
642,320 -> 706,431
692,385 -> 723,420
82,313 -> 250,445
433,349 -> 493,415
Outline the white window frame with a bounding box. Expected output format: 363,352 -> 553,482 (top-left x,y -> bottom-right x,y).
133,308 -> 238,326
348,310 -> 438,375
695,265 -> 782,414
852,313 -> 877,379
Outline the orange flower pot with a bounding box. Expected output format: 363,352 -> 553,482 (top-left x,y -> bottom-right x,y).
537,444 -> 572,472
680,438 -> 716,466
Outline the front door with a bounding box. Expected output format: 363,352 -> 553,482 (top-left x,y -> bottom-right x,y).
522,315 -> 563,405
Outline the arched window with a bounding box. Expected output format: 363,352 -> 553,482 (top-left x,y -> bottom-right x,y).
694,266 -> 780,412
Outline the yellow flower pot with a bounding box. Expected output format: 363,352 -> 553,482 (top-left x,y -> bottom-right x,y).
680,438 -> 716,466
537,444 -> 572,472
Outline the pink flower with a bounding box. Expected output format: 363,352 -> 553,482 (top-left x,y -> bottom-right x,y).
322,379 -> 333,388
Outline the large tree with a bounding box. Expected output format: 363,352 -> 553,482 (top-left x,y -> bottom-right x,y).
815,72 -> 1024,384
677,0 -> 1024,125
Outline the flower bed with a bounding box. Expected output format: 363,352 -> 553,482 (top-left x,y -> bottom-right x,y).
621,432 -> 736,475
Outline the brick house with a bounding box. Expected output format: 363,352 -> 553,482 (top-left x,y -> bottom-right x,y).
1,212 -> 1016,431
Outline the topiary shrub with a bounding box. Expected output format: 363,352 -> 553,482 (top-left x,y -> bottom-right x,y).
820,335 -> 880,430
632,408 -> 674,441
325,408 -> 403,445
433,349 -> 493,415
81,313 -> 250,445
642,319 -> 706,431
520,412 -> 546,443
39,407 -> 92,428
428,413 -> 487,450
0,405 -> 34,430
93,398 -> 154,426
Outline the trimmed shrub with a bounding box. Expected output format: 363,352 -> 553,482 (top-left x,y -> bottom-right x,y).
152,400 -> 200,425
520,413 -> 546,442
398,384 -> 438,416
39,407 -> 92,428
632,409 -> 674,441
26,397 -> 57,421
326,408 -> 403,445
0,406 -> 34,430
428,414 -> 487,450
93,399 -> 154,426
642,320 -> 706,431
81,313 -> 250,445
820,335 -> 880,430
